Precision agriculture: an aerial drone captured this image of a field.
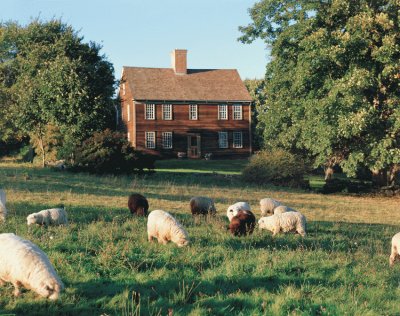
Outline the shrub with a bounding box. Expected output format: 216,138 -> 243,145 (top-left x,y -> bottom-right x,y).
71,129 -> 156,174
242,149 -> 309,188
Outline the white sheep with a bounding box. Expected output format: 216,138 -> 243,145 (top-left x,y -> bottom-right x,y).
390,232 -> 400,266
273,205 -> 297,215
226,202 -> 251,222
27,208 -> 68,226
260,198 -> 283,216
0,189 -> 7,222
147,210 -> 189,247
258,211 -> 307,237
0,233 -> 64,299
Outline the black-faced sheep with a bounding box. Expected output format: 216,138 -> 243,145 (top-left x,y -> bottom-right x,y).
0,233 -> 64,299
229,210 -> 256,237
147,210 -> 189,247
190,196 -> 216,216
128,193 -> 149,216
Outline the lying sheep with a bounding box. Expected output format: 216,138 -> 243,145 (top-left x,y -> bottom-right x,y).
0,189 -> 7,222
0,233 -> 64,299
273,205 -> 297,215
128,193 -> 149,216
258,211 -> 307,237
390,232 -> 400,266
147,210 -> 189,247
260,198 -> 282,216
226,202 -> 251,222
190,196 -> 216,216
27,208 -> 68,226
229,210 -> 256,237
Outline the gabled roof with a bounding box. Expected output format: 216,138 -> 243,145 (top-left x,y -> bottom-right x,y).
122,67 -> 252,102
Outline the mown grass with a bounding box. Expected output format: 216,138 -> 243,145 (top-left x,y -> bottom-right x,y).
0,161 -> 400,315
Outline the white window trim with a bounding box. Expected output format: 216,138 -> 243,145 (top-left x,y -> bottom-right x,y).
127,132 -> 131,141
232,104 -> 243,120
162,104 -> 173,120
218,104 -> 228,120
189,104 -> 198,120
218,132 -> 228,149
162,132 -> 173,149
122,83 -> 125,96
145,104 -> 155,120
127,103 -> 130,121
145,131 -> 156,149
233,131 -> 243,148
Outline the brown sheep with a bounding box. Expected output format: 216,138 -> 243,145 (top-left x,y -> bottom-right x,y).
228,210 -> 256,237
128,193 -> 149,216
189,196 -> 216,216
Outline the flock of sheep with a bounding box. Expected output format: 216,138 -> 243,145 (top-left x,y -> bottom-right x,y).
0,188 -> 399,301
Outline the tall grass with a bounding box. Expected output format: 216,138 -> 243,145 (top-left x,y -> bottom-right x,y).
0,162 -> 399,315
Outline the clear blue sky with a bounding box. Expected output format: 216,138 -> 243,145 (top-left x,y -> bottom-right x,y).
1,0 -> 269,80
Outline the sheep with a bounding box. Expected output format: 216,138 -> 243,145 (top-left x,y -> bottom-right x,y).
389,232 -> 400,266
190,196 -> 216,216
229,210 -> 256,237
0,233 -> 64,299
226,202 -> 251,222
273,205 -> 297,215
128,193 -> 149,216
27,208 -> 68,227
147,210 -> 189,247
260,198 -> 283,216
0,189 -> 7,222
258,211 -> 307,237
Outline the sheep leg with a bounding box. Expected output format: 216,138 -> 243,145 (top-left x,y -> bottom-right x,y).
12,281 -> 22,297
159,237 -> 169,245
390,245 -> 397,267
0,279 -> 5,286
148,234 -> 154,243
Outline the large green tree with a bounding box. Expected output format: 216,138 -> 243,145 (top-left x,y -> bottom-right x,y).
239,0 -> 400,185
0,19 -> 116,166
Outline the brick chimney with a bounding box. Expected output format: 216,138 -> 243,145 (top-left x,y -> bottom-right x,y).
171,49 -> 187,75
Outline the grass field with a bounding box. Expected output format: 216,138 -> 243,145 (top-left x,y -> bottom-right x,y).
0,160 -> 400,315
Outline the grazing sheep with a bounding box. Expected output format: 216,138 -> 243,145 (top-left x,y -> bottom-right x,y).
226,202 -> 251,222
229,210 -> 256,237
27,208 -> 68,227
128,193 -> 149,216
390,232 -> 400,266
0,189 -> 7,222
147,210 -> 189,247
260,198 -> 283,216
273,205 -> 297,215
258,211 -> 307,237
0,233 -> 64,299
190,196 -> 216,216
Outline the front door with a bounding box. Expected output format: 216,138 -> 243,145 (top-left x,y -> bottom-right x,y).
187,134 -> 201,158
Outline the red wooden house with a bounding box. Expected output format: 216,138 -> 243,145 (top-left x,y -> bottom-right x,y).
119,49 -> 253,159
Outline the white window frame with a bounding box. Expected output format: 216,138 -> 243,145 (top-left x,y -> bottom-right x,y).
233,131 -> 243,148
218,132 -> 228,149
145,104 -> 155,120
145,131 -> 156,149
218,104 -> 228,120
233,104 -> 243,120
162,104 -> 173,120
127,103 -> 130,121
127,132 -> 131,141
162,132 -> 173,149
189,104 -> 198,120
122,83 -> 125,96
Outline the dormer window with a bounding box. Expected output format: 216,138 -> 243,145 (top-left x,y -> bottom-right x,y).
145,104 -> 155,120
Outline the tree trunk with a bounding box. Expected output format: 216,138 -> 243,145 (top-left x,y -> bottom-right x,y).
324,166 -> 334,181
371,169 -> 388,187
389,164 -> 400,186
38,136 -> 45,168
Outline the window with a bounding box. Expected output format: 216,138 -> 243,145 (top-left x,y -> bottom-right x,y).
127,132 -> 131,141
233,132 -> 243,148
218,132 -> 228,148
122,83 -> 125,96
162,104 -> 172,120
189,104 -> 198,120
127,103 -> 130,121
233,104 -> 243,120
145,104 -> 155,120
145,132 -> 156,148
218,104 -> 228,120
162,132 -> 173,149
